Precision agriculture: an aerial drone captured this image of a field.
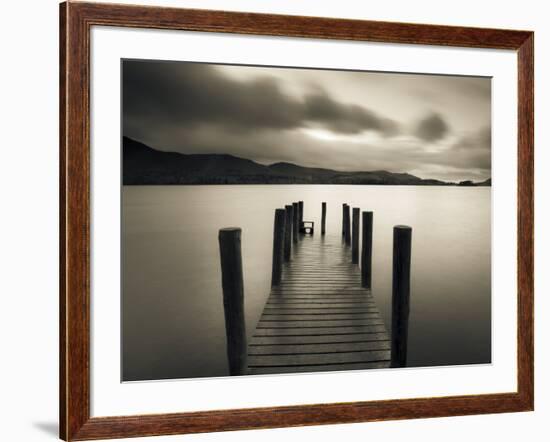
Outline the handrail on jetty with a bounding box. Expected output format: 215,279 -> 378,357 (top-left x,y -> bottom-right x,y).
218,201 -> 412,376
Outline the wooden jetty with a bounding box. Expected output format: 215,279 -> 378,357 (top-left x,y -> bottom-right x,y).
218,202 -> 412,376
247,234 -> 391,375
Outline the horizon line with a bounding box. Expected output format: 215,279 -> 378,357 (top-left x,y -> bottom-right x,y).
122,135 -> 491,185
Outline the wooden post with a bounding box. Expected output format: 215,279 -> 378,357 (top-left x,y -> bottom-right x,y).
298,201 -> 304,225
284,205 -> 293,262
292,202 -> 299,243
342,204 -> 346,236
218,228 -> 247,375
321,202 -> 326,235
352,208 -> 360,263
391,225 -> 412,368
344,204 -> 351,246
361,211 -> 373,288
271,209 -> 286,286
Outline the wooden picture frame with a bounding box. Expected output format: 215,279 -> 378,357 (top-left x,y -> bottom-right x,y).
60,1 -> 534,440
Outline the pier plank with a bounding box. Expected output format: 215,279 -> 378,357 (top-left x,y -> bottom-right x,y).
249,333 -> 389,345
249,341 -> 390,355
248,234 -> 390,373
253,325 -> 387,337
248,350 -> 390,366
248,361 -> 389,375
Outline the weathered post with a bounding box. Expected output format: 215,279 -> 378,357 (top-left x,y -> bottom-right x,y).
271,209 -> 286,286
391,225 -> 412,368
361,211 -> 373,288
344,204 -> 351,246
298,201 -> 304,226
321,202 -> 327,235
352,208 -> 360,263
284,205 -> 293,262
218,228 -> 247,375
292,202 -> 299,243
342,204 -> 346,236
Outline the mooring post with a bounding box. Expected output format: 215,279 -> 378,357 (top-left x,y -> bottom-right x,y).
344,204 -> 351,246
292,202 -> 299,243
342,204 -> 346,236
271,209 -> 286,286
284,205 -> 293,262
391,225 -> 412,368
298,201 -> 304,226
321,202 -> 327,235
352,208 -> 360,263
361,211 -> 373,288
218,228 -> 247,375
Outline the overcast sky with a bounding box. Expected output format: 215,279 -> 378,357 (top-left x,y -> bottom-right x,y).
123,59 -> 491,182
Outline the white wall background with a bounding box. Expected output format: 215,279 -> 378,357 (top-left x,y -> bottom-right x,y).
0,0 -> 546,441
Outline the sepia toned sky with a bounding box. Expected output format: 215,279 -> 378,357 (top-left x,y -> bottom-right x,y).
123,59 -> 491,182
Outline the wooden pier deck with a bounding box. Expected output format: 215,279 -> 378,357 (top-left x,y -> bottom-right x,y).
247,235 -> 391,375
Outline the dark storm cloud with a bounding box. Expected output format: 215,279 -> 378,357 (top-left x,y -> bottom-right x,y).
414,113 -> 450,142
303,93 -> 399,135
123,61 -> 301,131
123,60 -> 492,182
123,60 -> 398,137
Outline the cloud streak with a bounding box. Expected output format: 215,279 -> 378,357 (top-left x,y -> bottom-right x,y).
123,60 -> 491,182
124,61 -> 398,136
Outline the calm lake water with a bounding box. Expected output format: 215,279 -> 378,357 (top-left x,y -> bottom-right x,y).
122,185 -> 491,381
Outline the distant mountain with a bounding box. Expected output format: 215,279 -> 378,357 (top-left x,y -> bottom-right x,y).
267,162 -> 337,180
123,137 -> 270,184
123,137 -> 484,186
457,178 -> 492,187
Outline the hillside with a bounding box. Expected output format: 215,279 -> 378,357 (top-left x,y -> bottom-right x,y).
122,137 -> 484,186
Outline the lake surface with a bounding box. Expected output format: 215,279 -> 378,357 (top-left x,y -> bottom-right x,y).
122,185 -> 491,381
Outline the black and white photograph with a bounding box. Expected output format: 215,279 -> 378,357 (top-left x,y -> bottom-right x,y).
1,0 -> 543,441
122,59 -> 491,381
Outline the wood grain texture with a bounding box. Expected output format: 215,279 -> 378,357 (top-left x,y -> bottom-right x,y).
72,393 -> 529,440
61,2 -> 92,440
71,1 -> 532,49
60,1 -> 534,440
516,34 -> 535,411
59,3 -> 67,439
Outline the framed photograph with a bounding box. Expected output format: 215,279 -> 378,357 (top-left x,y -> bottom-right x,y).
60,1 -> 533,440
